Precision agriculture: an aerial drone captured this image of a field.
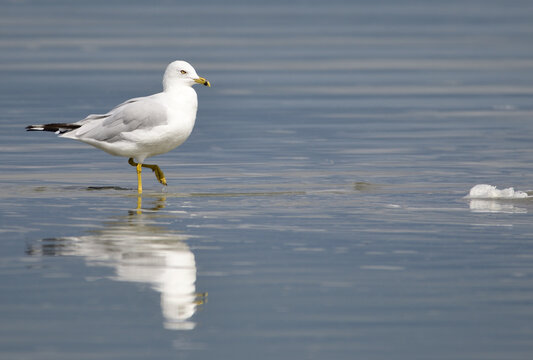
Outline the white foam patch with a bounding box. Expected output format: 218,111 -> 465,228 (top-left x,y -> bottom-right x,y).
466,184 -> 530,199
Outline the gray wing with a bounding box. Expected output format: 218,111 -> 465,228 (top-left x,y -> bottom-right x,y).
74,97 -> 168,142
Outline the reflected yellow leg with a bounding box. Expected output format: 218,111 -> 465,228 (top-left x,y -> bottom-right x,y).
128,158 -> 167,189
194,292 -> 208,305
136,194 -> 142,214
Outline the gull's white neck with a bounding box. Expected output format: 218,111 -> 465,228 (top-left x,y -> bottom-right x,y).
163,78 -> 194,92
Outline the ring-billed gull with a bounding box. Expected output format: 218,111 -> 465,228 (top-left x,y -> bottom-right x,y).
26,60 -> 210,194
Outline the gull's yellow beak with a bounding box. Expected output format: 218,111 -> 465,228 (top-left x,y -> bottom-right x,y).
194,77 -> 211,87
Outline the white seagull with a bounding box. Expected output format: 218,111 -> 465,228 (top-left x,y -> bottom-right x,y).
26,60 -> 210,194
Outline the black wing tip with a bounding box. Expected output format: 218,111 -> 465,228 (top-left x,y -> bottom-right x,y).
26,125 -> 42,131
25,123 -> 81,133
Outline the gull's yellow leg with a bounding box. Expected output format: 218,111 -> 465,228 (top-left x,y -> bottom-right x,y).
136,163 -> 142,194
128,158 -> 143,194
129,158 -> 166,189
141,163 -> 167,185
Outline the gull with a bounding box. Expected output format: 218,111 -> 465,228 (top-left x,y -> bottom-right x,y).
26,60 -> 210,194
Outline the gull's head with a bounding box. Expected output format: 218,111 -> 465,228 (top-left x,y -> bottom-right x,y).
163,60 -> 210,91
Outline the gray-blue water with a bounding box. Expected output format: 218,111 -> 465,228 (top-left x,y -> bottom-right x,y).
1,1 -> 533,359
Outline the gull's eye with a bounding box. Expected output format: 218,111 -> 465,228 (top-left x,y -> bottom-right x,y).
180,70 -> 187,74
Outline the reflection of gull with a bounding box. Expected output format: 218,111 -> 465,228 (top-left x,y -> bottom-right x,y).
27,201 -> 204,330
109,231 -> 198,330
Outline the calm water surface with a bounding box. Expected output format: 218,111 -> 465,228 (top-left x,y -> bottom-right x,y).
1,1 -> 533,359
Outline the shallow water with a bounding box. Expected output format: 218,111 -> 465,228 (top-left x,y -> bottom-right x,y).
2,1 -> 533,359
